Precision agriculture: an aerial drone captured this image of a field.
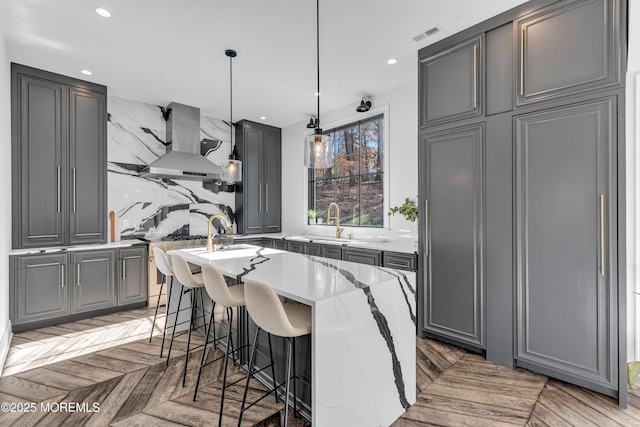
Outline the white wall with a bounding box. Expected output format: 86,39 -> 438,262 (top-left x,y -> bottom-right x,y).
0,31 -> 13,373
627,1 -> 640,362
281,80 -> 418,239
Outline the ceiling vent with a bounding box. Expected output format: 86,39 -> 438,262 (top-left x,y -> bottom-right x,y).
413,25 -> 444,42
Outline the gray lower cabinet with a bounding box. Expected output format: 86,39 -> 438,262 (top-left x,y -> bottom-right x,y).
341,247 -> 381,266
516,0 -> 620,106
514,97 -> 617,394
303,243 -> 322,256
383,252 -> 417,271
286,241 -> 305,254
118,247 -> 148,305
12,253 -> 69,324
420,123 -> 485,350
72,250 -> 116,313
11,64 -> 107,249
235,120 -> 281,234
271,239 -> 287,251
419,35 -> 483,127
322,245 -> 342,260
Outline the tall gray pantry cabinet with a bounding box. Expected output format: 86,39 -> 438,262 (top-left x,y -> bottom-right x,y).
417,0 -> 627,405
11,64 -> 107,248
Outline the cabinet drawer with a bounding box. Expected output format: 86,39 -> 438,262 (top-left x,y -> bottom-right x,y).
383,252 -> 417,271
322,245 -> 342,260
341,247 -> 381,266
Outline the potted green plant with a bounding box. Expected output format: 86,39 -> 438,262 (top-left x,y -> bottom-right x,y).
388,198 -> 418,222
307,209 -> 318,225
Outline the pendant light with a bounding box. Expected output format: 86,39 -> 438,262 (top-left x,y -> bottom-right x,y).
304,0 -> 333,169
221,49 -> 242,184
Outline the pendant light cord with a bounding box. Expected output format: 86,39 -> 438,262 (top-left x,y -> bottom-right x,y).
316,0 -> 320,130
230,53 -> 233,152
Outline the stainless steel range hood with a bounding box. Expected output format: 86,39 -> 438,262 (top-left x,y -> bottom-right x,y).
140,102 -> 221,181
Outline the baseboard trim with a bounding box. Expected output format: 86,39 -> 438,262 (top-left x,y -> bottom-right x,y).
0,320 -> 13,376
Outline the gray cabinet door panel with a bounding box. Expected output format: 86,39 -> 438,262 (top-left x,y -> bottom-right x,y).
15,254 -> 69,323
516,0 -> 620,105
68,87 -> 107,244
486,24 -> 513,115
18,75 -> 66,247
515,97 -> 617,390
341,248 -> 381,266
71,250 -> 116,313
322,245 -> 342,260
118,247 -> 148,305
420,35 -> 482,127
423,124 -> 485,349
264,131 -> 281,232
243,127 -> 264,234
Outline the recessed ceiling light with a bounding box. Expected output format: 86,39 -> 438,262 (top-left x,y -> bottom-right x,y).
314,92 -> 321,97
387,58 -> 398,65
260,116 -> 267,120
81,69 -> 93,76
94,7 -> 111,18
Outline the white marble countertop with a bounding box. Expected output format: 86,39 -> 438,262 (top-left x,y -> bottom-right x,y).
9,239 -> 148,256
168,244 -> 415,306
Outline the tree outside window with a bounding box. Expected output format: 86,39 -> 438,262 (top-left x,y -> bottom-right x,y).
308,115 -> 384,227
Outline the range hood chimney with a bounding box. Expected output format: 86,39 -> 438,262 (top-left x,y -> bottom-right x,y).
140,102 -> 221,181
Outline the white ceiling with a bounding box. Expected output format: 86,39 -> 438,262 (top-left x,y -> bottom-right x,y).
1,0 -> 527,128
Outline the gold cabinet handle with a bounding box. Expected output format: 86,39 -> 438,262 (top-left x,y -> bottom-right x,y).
600,194 -> 605,276
122,259 -> 126,279
425,200 -> 429,256
259,182 -> 262,213
124,255 -> 142,259
27,262 -> 59,268
520,27 -> 525,96
61,264 -> 65,288
73,168 -> 77,213
57,166 -> 61,213
77,264 -> 80,286
387,261 -> 409,268
473,44 -> 477,109
266,183 -> 269,213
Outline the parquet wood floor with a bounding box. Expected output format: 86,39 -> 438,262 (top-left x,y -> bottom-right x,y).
2,308 -> 640,426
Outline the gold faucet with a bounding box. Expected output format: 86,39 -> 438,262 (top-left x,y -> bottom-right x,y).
327,202 -> 344,239
207,214 -> 231,251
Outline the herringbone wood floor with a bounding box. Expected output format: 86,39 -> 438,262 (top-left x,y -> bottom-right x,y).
2,308 -> 640,426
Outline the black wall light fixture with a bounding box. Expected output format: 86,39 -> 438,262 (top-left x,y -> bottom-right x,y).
356,97 -> 371,113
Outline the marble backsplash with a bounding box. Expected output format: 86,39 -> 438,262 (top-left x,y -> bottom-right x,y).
107,96 -> 235,239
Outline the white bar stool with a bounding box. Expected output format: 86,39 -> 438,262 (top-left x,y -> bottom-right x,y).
149,247 -> 175,357
239,279 -> 312,427
168,253 -> 208,387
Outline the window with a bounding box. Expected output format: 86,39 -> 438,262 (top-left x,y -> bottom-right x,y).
308,114 -> 384,227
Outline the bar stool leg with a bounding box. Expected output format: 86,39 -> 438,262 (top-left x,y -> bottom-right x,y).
217,307 -> 234,427
182,289 -> 195,387
149,273 -> 165,343
160,276 -> 174,358
193,304 -> 216,401
238,327 -> 261,427
166,283 -> 185,366
283,337 -> 293,427
292,337 -> 297,418
267,333 -> 278,403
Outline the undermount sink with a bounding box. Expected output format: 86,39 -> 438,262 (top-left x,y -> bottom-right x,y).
288,235 -> 390,245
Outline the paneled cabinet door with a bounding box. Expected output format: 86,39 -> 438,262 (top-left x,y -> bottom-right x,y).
420,123 -> 485,350
515,98 -> 617,393
15,254 -> 69,324
341,248 -> 381,266
263,130 -> 281,232
242,126 -> 265,234
515,0 -> 620,106
68,87 -> 107,244
14,74 -> 66,248
118,247 -> 148,305
71,250 -> 116,313
419,35 -> 483,127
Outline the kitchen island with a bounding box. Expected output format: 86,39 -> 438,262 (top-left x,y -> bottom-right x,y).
168,244 -> 416,427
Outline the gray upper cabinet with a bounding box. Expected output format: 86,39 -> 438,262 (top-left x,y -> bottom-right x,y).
12,253 -> 69,324
235,121 -> 282,234
117,247 -> 148,305
515,97 -> 617,393
71,250 -> 116,313
515,0 -> 620,106
421,123 -> 485,350
68,87 -> 107,244
419,35 -> 483,127
11,64 -> 107,249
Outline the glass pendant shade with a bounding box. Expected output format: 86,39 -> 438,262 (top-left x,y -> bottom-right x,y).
222,157 -> 242,184
304,131 -> 332,169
